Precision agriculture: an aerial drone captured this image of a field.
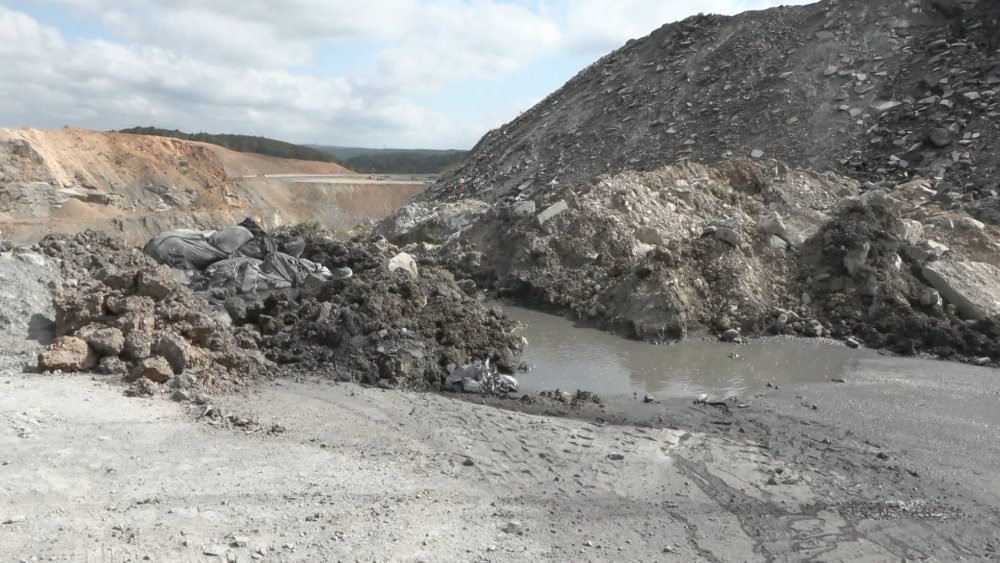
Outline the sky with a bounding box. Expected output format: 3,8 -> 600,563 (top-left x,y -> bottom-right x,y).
0,0 -> 810,149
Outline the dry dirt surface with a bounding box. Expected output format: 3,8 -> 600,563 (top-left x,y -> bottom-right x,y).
3,371 -> 999,562
0,127 -> 424,244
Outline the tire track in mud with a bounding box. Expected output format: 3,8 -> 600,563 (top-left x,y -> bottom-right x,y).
670,425 -> 991,561
674,454 -> 858,561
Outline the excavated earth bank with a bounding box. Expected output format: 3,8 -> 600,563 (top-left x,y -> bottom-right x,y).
379,159 -> 1000,363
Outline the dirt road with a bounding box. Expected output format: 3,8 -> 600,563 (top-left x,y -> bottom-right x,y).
2,363 -> 998,561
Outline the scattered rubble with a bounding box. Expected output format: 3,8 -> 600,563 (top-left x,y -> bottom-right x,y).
34,231 -> 270,391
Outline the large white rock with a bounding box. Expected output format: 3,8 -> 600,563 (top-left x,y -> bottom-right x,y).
536,200 -> 569,226
388,252 -> 419,280
843,242 -> 871,277
756,211 -> 787,237
922,261 -> 1000,320
896,219 -> 924,245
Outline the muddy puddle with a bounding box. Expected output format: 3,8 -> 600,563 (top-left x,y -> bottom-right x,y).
503,305 -> 878,399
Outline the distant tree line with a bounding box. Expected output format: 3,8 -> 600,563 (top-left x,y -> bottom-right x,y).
116,127 -> 469,174
116,127 -> 346,165
343,152 -> 467,174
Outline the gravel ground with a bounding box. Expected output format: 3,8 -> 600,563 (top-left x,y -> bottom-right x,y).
1,249 -> 999,561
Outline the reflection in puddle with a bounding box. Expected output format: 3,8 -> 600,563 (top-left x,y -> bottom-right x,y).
504,305 -> 877,399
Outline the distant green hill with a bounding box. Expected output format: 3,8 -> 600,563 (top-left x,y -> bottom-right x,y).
117,127 -> 346,165
309,145 -> 467,174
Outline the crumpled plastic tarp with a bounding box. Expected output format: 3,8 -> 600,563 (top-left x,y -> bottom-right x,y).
444,359 -> 519,395
144,221 -> 335,296
143,229 -> 230,270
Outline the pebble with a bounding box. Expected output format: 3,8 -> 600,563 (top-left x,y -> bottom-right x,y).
203,545 -> 227,556
607,453 -> 625,461
643,393 -> 656,403
502,521 -> 524,535
2,516 -> 26,525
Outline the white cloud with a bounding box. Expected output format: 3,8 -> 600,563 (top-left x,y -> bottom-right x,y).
562,0 -> 813,53
0,1 -> 814,148
365,0 -> 562,90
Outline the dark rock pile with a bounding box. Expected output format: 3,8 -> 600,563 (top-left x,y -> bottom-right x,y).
423,0 -> 999,215
225,236 -> 525,390
32,229 -> 526,393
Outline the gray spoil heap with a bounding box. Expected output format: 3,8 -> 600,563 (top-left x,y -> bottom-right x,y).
425,0 -> 1000,220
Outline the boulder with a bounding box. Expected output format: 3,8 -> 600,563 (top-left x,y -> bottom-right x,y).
130,356 -> 174,383
388,252 -> 419,280
756,211 -> 787,237
927,128 -> 952,148
156,332 -> 196,374
536,200 -> 569,226
767,235 -> 788,250
925,240 -> 950,258
38,336 -> 97,372
922,261 -> 1000,321
54,290 -> 105,336
77,324 -> 125,356
136,266 -> 176,300
512,200 -> 536,218
843,242 -> 871,277
896,220 -> 924,245
713,227 -> 743,247
17,253 -> 46,267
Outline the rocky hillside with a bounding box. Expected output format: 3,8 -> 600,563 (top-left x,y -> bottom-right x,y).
371,0 -> 1000,363
427,0 -> 999,221
380,159 -> 1000,362
0,128 -> 423,243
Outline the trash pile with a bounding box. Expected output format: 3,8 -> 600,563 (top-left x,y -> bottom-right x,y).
143,218 -> 340,300
35,231 -> 270,394
443,359 -> 519,395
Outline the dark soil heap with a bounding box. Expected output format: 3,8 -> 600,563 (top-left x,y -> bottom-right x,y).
33,230 -> 525,393
225,236 -> 525,390
427,0 -> 999,215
